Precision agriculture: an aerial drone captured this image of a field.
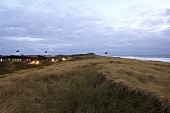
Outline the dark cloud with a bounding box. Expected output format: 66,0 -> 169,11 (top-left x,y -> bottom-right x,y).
0,2 -> 109,54
0,1 -> 170,55
166,9 -> 170,15
161,27 -> 170,36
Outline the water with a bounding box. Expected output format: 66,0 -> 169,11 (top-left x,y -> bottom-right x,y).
112,55 -> 170,63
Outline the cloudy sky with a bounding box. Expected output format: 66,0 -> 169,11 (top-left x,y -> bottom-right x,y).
0,0 -> 170,55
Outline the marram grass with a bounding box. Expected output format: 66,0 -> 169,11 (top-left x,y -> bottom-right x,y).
0,56 -> 170,113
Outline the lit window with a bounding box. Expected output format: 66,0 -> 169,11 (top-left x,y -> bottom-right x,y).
51,59 -> 55,62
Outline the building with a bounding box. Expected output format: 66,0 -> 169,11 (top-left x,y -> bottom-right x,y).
0,55 -> 57,62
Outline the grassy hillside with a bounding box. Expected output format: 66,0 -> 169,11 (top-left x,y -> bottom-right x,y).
0,55 -> 170,112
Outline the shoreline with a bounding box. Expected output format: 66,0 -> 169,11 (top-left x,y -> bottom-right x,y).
113,56 -> 170,63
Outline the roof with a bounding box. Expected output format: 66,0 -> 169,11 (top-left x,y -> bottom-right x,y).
0,55 -> 58,59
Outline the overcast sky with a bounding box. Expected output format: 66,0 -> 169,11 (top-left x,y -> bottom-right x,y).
0,0 -> 170,55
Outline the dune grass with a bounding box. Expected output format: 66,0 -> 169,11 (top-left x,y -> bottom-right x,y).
0,55 -> 170,112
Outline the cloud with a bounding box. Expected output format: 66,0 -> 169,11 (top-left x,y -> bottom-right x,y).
166,9 -> 170,15
161,27 -> 170,36
6,37 -> 44,42
0,1 -> 170,55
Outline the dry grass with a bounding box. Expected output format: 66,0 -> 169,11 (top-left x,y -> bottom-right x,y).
95,57 -> 170,101
0,55 -> 170,112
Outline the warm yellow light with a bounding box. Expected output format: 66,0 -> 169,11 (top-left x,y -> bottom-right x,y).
30,61 -> 35,64
51,59 -> 55,62
30,60 -> 40,64
35,61 -> 40,64
62,58 -> 67,61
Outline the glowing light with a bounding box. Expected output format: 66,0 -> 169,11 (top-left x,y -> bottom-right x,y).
51,59 -> 55,62
35,61 -> 40,64
30,61 -> 35,64
30,60 -> 40,64
62,58 -> 67,61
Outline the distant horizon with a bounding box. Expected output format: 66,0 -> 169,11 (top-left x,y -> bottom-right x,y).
0,53 -> 170,56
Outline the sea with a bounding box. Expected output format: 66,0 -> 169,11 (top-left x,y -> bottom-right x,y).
112,55 -> 170,63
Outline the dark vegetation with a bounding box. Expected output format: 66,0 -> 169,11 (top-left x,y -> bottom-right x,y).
68,53 -> 96,60
0,61 -> 53,76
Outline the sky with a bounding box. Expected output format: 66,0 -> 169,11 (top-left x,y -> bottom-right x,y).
0,0 -> 170,55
